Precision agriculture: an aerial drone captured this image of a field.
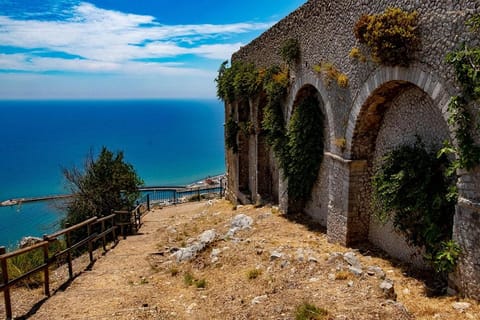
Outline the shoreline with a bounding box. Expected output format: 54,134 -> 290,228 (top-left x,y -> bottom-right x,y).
0,173 -> 226,207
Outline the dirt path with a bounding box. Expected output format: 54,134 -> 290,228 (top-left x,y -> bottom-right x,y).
27,202 -> 207,320
5,200 -> 480,319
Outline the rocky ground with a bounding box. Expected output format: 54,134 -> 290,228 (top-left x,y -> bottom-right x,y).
2,200 -> 479,319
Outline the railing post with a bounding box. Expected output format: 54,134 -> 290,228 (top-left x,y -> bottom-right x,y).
147,194 -> 150,211
173,190 -> 177,205
87,222 -> 94,263
112,215 -> 118,243
101,219 -> 107,252
42,241 -> 50,297
0,246 -> 12,319
197,188 -> 200,201
65,230 -> 73,280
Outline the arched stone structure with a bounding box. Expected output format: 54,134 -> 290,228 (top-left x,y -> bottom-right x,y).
341,67 -> 453,267
345,66 -> 453,158
280,83 -> 330,223
226,0 -> 480,298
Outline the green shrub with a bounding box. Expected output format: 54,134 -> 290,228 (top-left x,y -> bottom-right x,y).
183,272 -> 195,286
194,278 -> 207,288
372,140 -> 457,276
354,7 -> 419,66
280,38 -> 301,66
246,268 -> 262,280
183,271 -> 206,288
432,240 -> 461,274
295,302 -> 329,320
446,44 -> 480,101
215,61 -> 261,103
313,62 -> 349,88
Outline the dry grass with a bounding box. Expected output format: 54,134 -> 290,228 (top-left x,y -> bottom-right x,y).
4,200 -> 480,319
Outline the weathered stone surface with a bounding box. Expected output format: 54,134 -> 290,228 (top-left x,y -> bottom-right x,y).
251,295 -> 268,305
380,279 -> 397,301
367,266 -> 386,280
198,229 -> 216,244
270,250 -> 283,261
452,302 -> 471,312
343,252 -> 361,269
172,230 -> 217,262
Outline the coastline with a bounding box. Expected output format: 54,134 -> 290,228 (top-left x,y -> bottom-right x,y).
0,173 -> 225,248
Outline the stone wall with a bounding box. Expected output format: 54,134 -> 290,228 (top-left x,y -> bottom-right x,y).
227,0 -> 480,299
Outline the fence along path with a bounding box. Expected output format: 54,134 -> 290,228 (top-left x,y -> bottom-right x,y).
0,202 -> 149,320
0,185 -> 222,319
27,202 -> 208,319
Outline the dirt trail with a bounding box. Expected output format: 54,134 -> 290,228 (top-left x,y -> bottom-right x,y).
27,203 -> 207,320
4,200 -> 480,319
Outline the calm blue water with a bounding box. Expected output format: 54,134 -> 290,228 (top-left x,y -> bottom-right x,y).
0,99 -> 225,248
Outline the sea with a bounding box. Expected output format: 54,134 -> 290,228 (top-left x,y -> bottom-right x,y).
0,99 -> 225,249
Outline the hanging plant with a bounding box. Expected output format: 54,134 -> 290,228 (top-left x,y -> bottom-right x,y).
225,117 -> 239,153
285,95 -> 324,203
353,7 -> 419,66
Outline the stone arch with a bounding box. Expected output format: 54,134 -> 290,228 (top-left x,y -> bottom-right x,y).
346,66 -> 454,158
343,66 -> 455,264
280,82 -> 330,223
286,71 -> 335,151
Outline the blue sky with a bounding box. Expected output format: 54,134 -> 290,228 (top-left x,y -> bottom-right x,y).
0,0 -> 306,99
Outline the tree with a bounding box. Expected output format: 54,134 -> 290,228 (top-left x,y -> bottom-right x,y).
62,147 -> 144,228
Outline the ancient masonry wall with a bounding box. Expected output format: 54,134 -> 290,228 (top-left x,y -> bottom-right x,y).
226,0 -> 480,298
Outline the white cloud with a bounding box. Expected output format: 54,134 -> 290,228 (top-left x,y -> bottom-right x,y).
0,2 -> 271,73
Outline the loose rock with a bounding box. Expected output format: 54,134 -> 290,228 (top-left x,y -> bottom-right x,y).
380,279 -> 397,301
452,302 -> 471,312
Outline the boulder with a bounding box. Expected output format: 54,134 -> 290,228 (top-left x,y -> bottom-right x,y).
19,236 -> 43,248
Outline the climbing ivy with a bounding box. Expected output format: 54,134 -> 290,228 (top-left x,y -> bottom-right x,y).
225,116 -> 239,153
217,59 -> 324,207
372,140 -> 458,277
261,65 -> 290,167
442,15 -> 480,173
354,7 -> 419,66
285,96 -> 324,202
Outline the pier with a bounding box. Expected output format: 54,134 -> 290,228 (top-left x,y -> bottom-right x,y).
0,194 -> 73,207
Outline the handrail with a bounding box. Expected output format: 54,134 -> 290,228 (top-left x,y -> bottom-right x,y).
0,240 -> 49,260
0,210 -> 134,319
45,217 -> 98,240
0,182 -> 223,319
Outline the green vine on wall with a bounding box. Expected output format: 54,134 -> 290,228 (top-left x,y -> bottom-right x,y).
216,46 -> 324,206
225,116 -> 239,153
280,38 -> 301,67
442,15 -> 480,173
261,65 -> 290,166
285,96 -> 324,202
353,7 -> 419,66
372,140 -> 458,279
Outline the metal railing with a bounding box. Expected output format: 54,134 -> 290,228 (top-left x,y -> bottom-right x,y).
142,185 -> 223,206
